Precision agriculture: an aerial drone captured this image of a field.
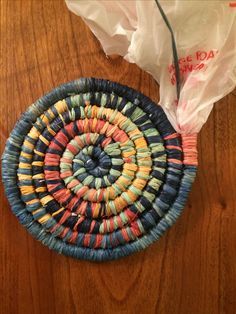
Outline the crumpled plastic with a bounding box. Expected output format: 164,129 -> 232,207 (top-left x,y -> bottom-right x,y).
66,0 -> 236,134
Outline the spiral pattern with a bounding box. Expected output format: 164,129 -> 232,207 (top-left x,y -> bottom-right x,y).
2,78 -> 197,261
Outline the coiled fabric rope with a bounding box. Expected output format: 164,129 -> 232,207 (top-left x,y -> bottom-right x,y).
2,78 -> 197,261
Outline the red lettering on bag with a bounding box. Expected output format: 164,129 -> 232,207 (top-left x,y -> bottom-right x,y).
196,50 -> 218,61
196,63 -> 204,70
185,64 -> 193,72
168,49 -> 218,84
171,75 -> 176,85
206,50 -> 215,60
196,51 -> 207,61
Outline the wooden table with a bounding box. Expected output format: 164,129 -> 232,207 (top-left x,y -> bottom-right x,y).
1,1 -> 236,313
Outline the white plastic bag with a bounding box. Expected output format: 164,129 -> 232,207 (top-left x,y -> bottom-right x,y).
66,0 -> 236,134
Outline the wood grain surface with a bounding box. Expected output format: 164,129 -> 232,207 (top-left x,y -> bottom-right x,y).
0,1 -> 236,313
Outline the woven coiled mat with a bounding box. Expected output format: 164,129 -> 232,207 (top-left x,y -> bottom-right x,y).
2,78 -> 198,261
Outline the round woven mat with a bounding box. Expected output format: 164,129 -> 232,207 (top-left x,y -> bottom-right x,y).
2,78 -> 197,261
